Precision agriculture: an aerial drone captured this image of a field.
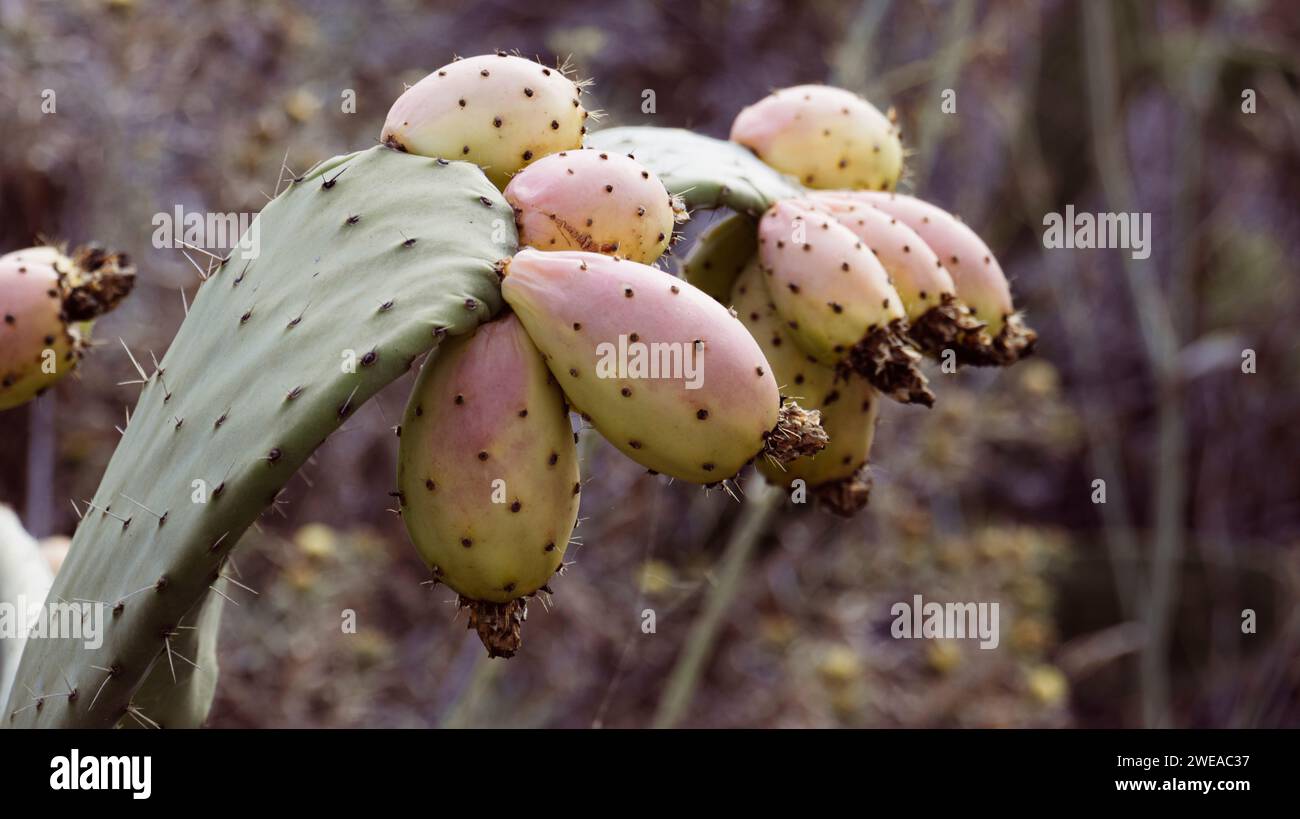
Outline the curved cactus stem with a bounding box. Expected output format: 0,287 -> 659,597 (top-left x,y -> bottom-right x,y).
681,212 -> 757,303
587,127 -> 801,216
4,146 -> 516,727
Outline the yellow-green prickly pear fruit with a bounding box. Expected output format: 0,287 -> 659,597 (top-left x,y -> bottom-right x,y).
731,259 -> 880,515
501,248 -> 827,484
397,313 -> 580,657
853,191 -> 1037,365
757,199 -> 932,406
682,212 -> 757,303
808,191 -> 988,358
381,53 -> 588,189
1,245 -> 134,411
730,256 -> 838,403
730,85 -> 904,191
504,148 -> 687,264
758,381 -> 880,516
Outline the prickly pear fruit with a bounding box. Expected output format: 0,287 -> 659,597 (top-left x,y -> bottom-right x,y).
682,211 -> 757,303
397,313 -> 579,658
0,245 -> 135,411
381,53 -> 588,189
731,85 -> 904,191
730,256 -> 837,404
757,199 -> 932,406
730,260 -> 881,515
852,191 -> 1036,365
807,191 -> 988,357
501,248 -> 826,484
761,380 -> 880,516
504,148 -> 686,264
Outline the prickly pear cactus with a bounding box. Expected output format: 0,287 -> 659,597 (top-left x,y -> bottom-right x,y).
505,148 -> 686,264
848,191 -> 1037,365
0,245 -> 135,410
502,248 -> 826,484
757,199 -> 933,406
731,260 -> 880,515
382,53 -> 589,190
806,192 -> 987,357
116,586 -> 224,729
681,212 -> 757,303
397,314 -> 579,658
730,85 -> 904,191
4,146 -> 515,728
587,127 -> 800,216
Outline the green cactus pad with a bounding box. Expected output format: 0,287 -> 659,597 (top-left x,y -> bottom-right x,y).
587,127 -> 800,216
4,146 -> 515,728
116,586 -> 224,729
681,212 -> 757,303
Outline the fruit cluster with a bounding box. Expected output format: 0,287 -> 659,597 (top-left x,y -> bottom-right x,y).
382,55 -> 1035,656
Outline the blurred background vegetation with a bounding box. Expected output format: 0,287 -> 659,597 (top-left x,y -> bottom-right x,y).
1,0 -> 1297,727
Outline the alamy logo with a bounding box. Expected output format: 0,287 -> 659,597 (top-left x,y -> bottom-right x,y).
151,205 -> 260,258
1042,204 -> 1151,260
0,596 -> 103,650
890,594 -> 1000,649
595,334 -> 704,389
50,749 -> 151,800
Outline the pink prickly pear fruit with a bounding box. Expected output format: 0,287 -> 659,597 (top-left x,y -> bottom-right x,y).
501,248 -> 826,484
757,199 -> 932,406
381,53 -> 588,190
504,148 -> 686,264
731,85 -> 904,191
853,191 -> 1036,365
0,245 -> 134,411
397,313 -> 579,658
808,191 -> 988,357
731,260 -> 880,516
